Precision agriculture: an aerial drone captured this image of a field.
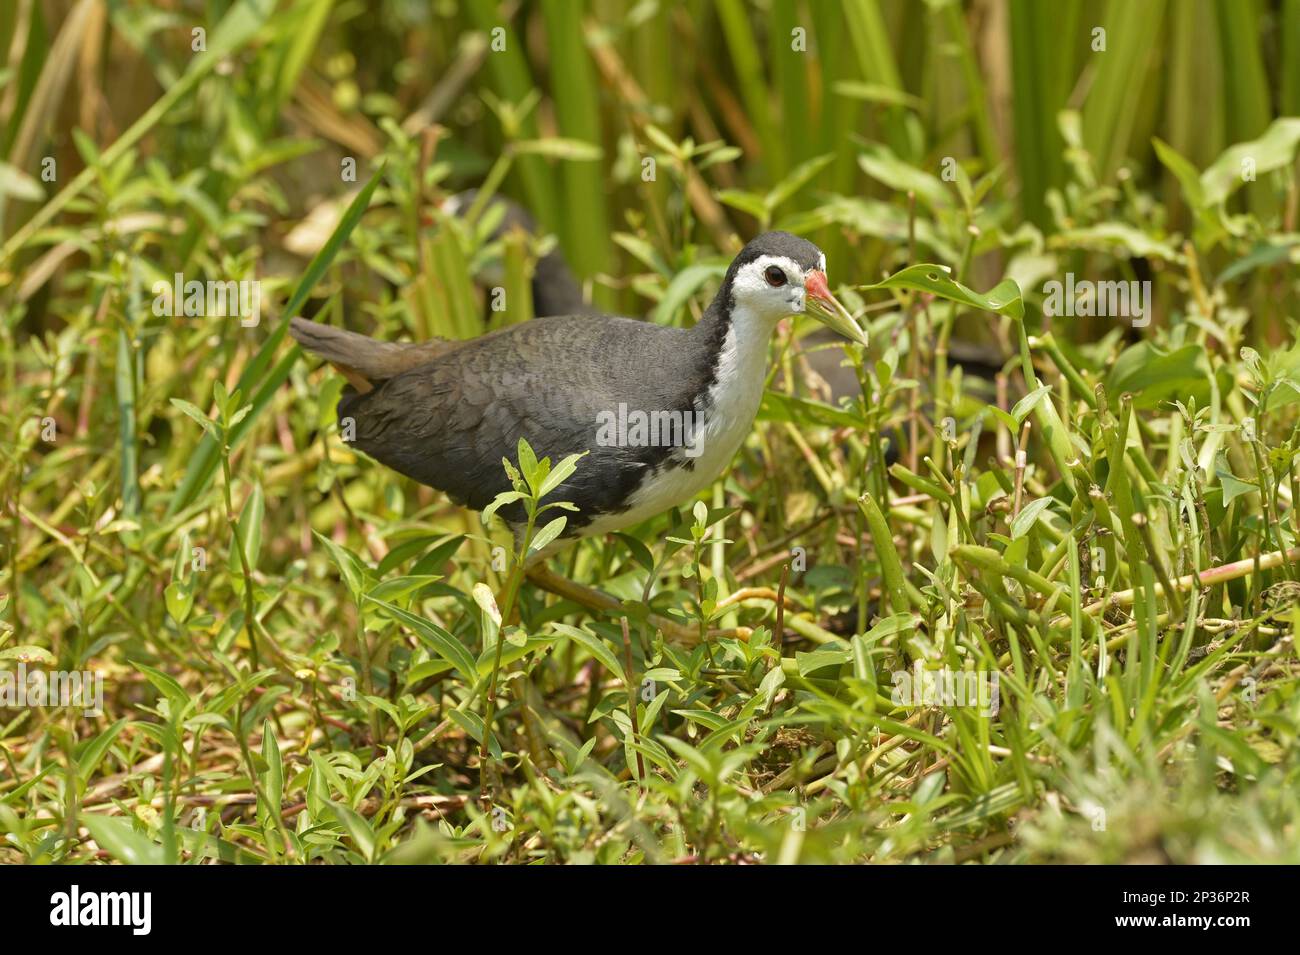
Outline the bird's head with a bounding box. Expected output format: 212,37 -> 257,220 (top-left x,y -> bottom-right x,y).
722,231 -> 868,346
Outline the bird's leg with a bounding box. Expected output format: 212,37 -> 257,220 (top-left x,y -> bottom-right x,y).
524,561 -> 698,645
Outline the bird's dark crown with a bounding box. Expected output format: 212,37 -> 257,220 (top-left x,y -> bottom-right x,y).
727,231 -> 825,278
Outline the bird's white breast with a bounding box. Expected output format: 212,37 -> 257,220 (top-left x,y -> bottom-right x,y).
580,310 -> 775,536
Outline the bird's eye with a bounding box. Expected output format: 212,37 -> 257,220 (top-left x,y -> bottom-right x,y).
764,265 -> 787,287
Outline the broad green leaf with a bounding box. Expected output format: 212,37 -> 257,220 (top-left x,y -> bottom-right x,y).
327,799 -> 376,862
759,391 -> 861,429
1215,455 -> 1257,506
858,264 -> 1025,320
716,189 -> 768,220
552,623 -> 625,684
313,530 -> 368,598
796,647 -> 851,676
481,490 -> 526,525
857,145 -> 951,210
766,153 -> 834,210
133,661 -> 189,709
0,160 -> 45,202
528,516 -> 567,553
168,398 -> 220,439
77,718 -> 128,780
1011,498 -> 1055,540
1106,342 -> 1212,410
366,596 -> 479,683
537,451 -> 586,499
83,814 -> 164,865
0,645 -> 56,664
1052,224 -> 1182,263
1010,385 -> 1052,426
1201,118 -> 1300,206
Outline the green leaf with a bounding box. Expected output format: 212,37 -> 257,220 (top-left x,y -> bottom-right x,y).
1106,342 -> 1211,410
516,438 -> 540,489
82,814 -> 164,865
133,661 -> 189,709
716,189 -> 768,220
1215,456 -> 1257,506
858,492 -> 912,614
511,138 -> 603,161
658,734 -> 715,782
481,490 -> 526,525
832,81 -> 924,109
168,398 -> 220,439
766,153 -> 834,210
757,665 -> 785,710
231,481 -> 265,579
537,451 -> 586,499
613,533 -> 655,573
0,645 -> 56,664
327,799 -> 376,862
1011,498 -> 1055,540
77,718 -> 128,780
1010,385 -> 1052,426
858,264 -> 1025,320
796,647 -> 851,676
313,531 -> 368,598
366,575 -> 441,604
261,721 -> 283,825
528,516 -> 568,554
447,709 -> 502,759
1201,118 -> 1300,206
857,145 -> 951,210
164,580 -> 194,625
1054,223 -> 1182,263
759,391 -> 861,429
0,160 -> 45,202
552,624 -> 625,684
365,596 -> 479,683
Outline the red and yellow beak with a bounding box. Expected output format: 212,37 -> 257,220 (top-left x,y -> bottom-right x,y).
804,269 -> 869,346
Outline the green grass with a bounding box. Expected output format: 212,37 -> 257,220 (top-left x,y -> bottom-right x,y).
1,0 -> 1299,865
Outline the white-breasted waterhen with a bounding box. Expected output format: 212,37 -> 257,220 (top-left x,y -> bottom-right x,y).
292,232 -> 864,640
291,231 -> 863,539
448,192 -> 1002,408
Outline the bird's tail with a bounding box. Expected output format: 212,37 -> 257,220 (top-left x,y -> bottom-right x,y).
289,317 -> 456,392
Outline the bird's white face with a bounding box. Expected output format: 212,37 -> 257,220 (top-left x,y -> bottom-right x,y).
730,253 -> 825,322
730,253 -> 868,345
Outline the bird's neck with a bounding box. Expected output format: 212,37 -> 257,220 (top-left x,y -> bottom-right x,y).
689,295 -> 780,417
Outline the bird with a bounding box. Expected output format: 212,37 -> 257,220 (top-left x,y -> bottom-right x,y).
289,230 -> 866,542
443,191 -> 1007,409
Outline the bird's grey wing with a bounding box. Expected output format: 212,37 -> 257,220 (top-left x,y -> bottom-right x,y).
339,316 -> 703,527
